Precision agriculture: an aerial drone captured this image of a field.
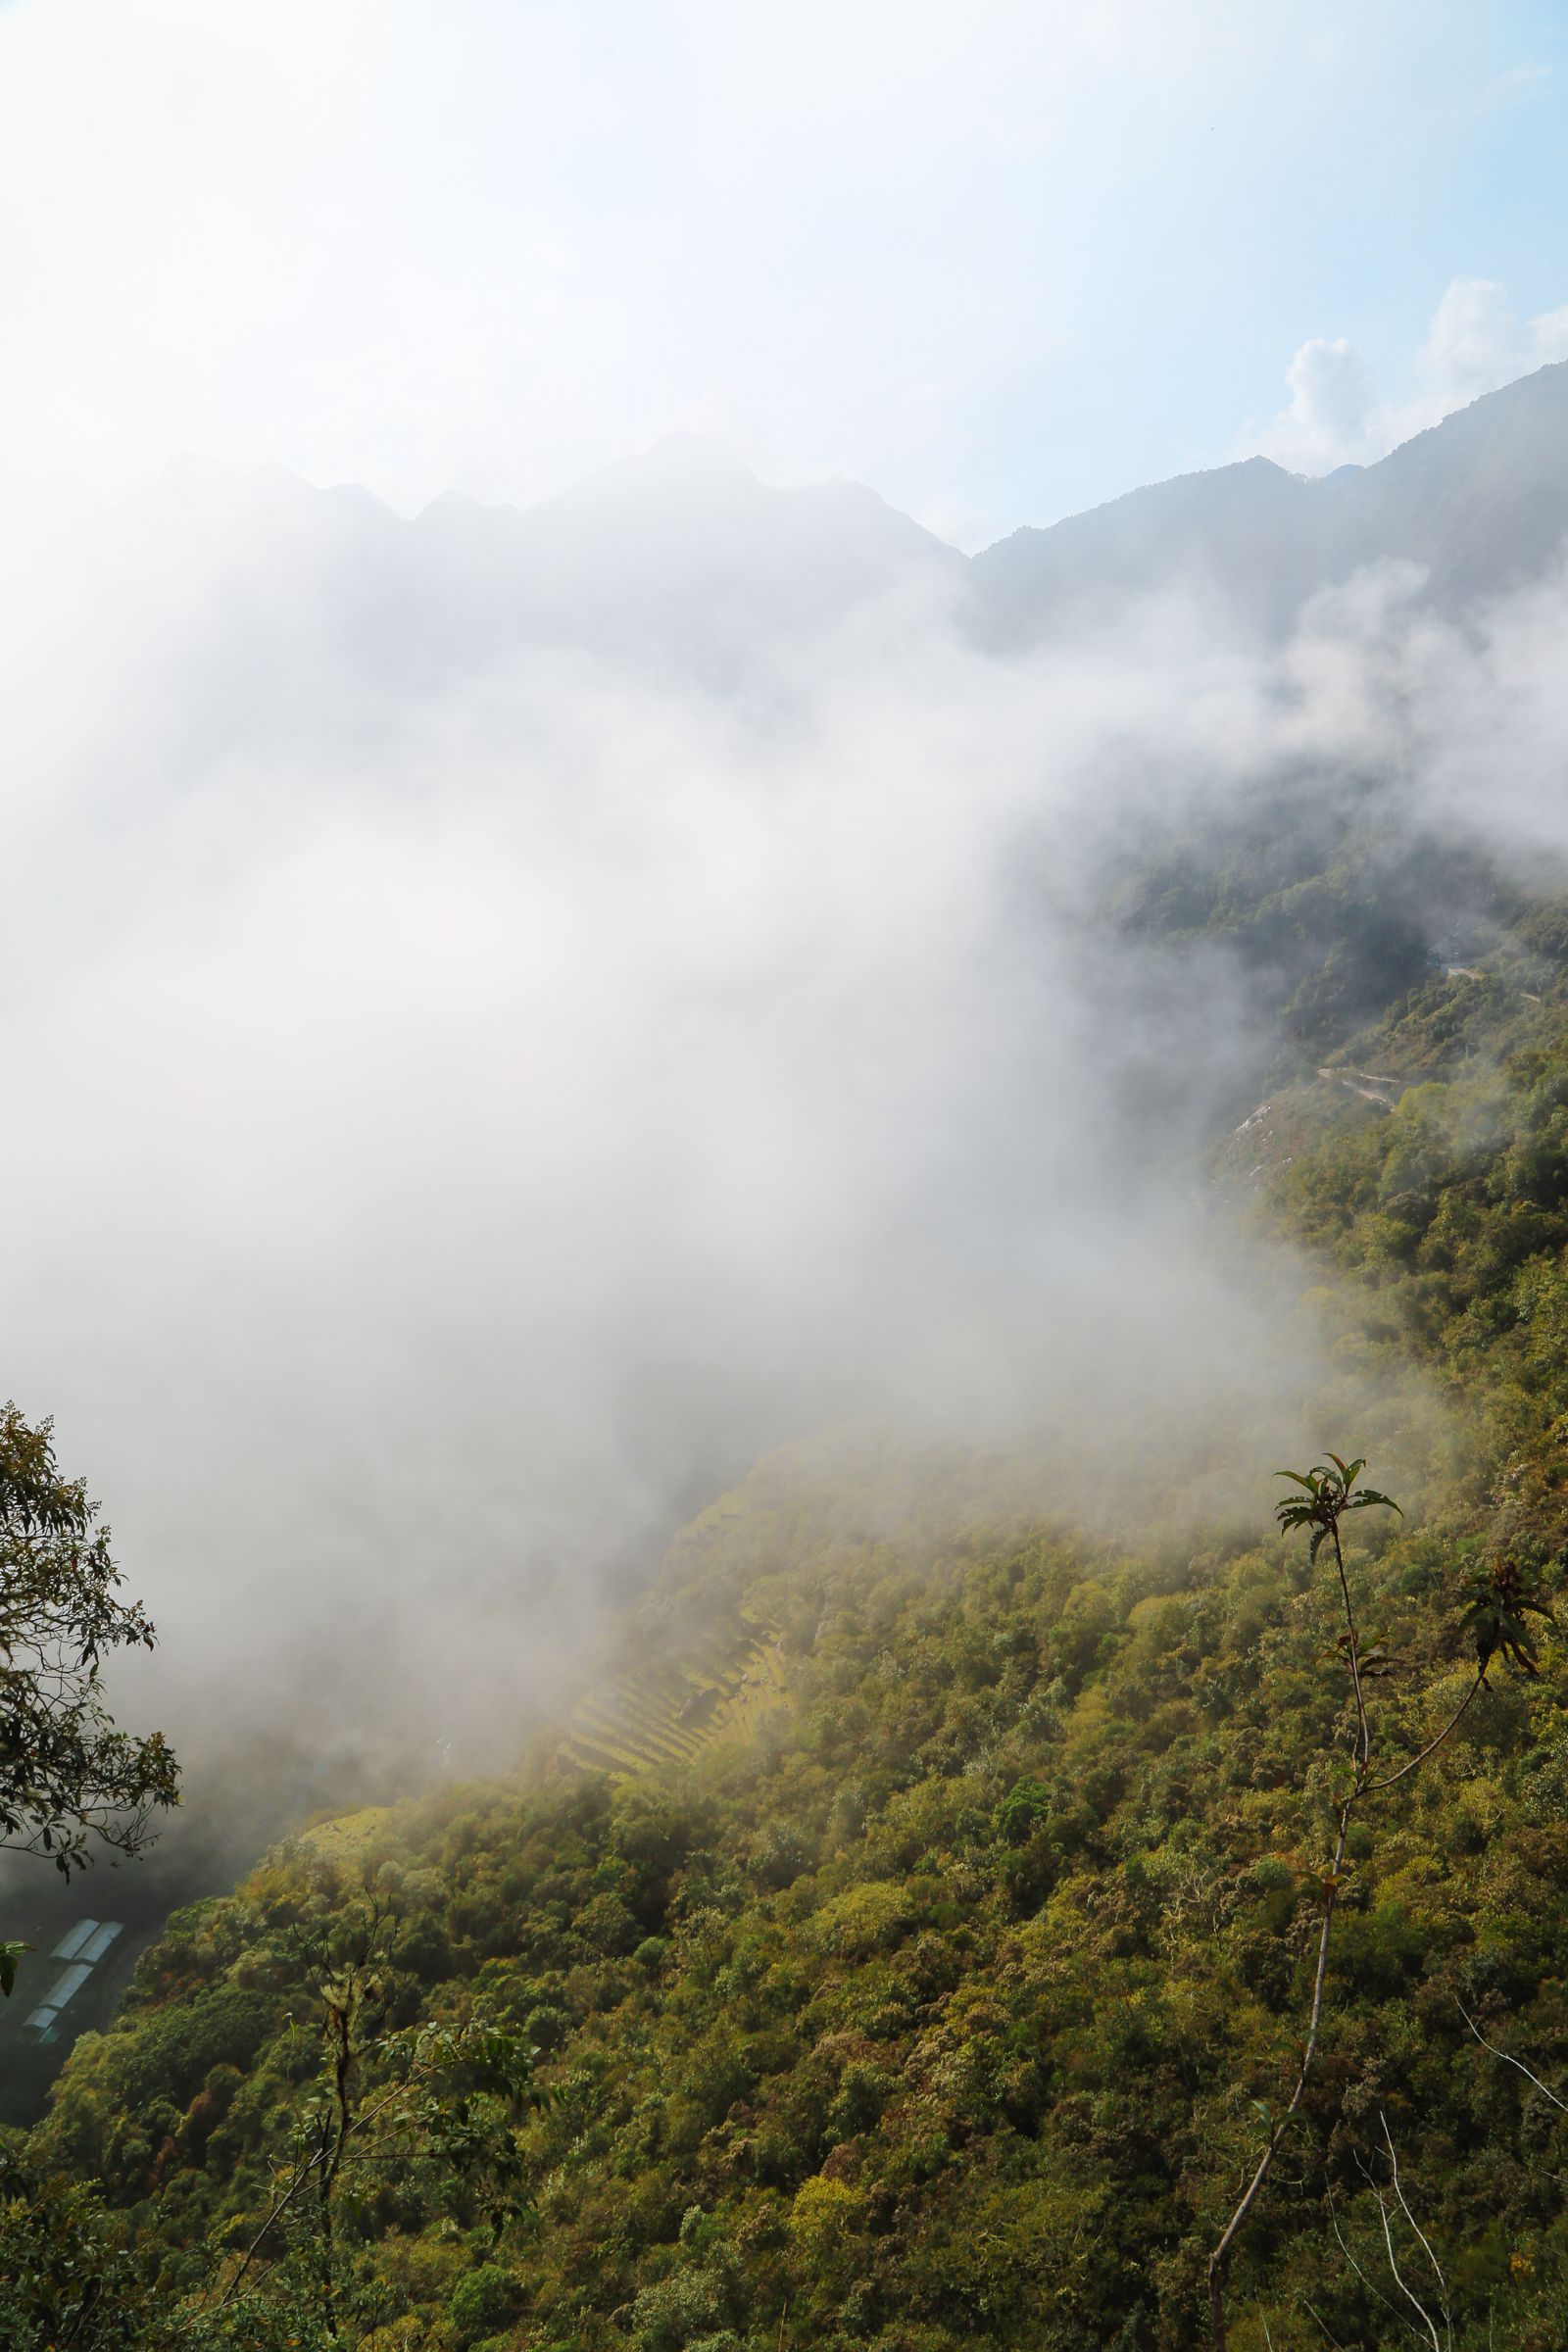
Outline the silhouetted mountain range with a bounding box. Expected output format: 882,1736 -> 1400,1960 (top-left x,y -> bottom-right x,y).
118,362 -> 1568,689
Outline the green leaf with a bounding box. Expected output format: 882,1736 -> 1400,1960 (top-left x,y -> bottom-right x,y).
1346,1487 -> 1402,1516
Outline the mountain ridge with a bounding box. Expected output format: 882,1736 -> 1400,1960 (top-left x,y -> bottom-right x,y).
968,359 -> 1568,637
84,364 -> 1568,687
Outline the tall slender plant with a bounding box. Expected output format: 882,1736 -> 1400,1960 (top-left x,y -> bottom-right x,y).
192,1871 -> 553,2343
1206,1455 -> 1554,2348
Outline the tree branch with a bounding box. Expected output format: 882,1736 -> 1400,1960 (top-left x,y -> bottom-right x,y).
1457,2000 -> 1568,2115
1380,2111 -> 1450,2344
1363,1676 -> 1485,1796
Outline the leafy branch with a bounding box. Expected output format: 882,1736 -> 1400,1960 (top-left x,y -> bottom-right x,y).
0,1401 -> 179,1995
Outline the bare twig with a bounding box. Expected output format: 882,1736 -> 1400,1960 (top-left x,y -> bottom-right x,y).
1457,2000 -> 1568,2115
1363,1675 -> 1484,1795
1329,1518 -> 1372,1776
1299,2300 -> 1348,2347
211,2145 -> 325,2311
1208,1798 -> 1352,2345
1380,2112 -> 1451,2345
1373,2187 -> 1442,2352
1329,2195 -> 1420,2340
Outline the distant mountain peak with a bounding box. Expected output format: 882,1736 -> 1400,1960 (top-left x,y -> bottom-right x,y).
969,360 -> 1568,640
101,360 -> 1568,673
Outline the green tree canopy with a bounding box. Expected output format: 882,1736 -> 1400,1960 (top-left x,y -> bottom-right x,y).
0,1400 -> 179,1967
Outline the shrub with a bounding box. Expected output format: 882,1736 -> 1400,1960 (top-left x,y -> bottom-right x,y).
448,2263 -> 525,2346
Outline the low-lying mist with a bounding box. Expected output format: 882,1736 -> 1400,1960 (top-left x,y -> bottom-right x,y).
1,466 -> 1561,1811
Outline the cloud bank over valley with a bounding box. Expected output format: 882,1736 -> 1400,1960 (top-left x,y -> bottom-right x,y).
4,390 -> 1568,1796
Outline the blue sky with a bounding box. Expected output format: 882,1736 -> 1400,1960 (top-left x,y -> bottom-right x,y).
1,1 -> 1565,543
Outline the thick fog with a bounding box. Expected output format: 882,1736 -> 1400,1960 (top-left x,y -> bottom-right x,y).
0,461 -> 1560,1797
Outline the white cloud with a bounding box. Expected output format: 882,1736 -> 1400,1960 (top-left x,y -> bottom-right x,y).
0,0 -> 1477,538
1246,277 -> 1568,474
0,472 -> 1347,1777
1250,336 -> 1380,471
0,0 -> 1133,512
1479,60 -> 1552,109
11,426 -> 1568,1791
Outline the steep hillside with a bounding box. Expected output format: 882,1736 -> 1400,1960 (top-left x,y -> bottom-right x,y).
16,1438 -> 1568,2349
17,959 -> 1568,2351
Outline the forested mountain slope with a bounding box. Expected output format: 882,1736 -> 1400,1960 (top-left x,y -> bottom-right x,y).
11,383 -> 1568,2352
15,953 -> 1568,2350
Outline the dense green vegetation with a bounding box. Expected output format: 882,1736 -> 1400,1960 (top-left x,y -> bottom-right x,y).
1262,975 -> 1568,1544
0,1403 -> 180,1997
16,875 -> 1568,2346
12,1297 -> 1568,2343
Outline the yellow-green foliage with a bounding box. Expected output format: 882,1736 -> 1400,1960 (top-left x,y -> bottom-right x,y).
26,1415 -> 1568,2350
558,1621 -> 787,1782
21,971 -> 1568,2352
299,1804 -> 397,1861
